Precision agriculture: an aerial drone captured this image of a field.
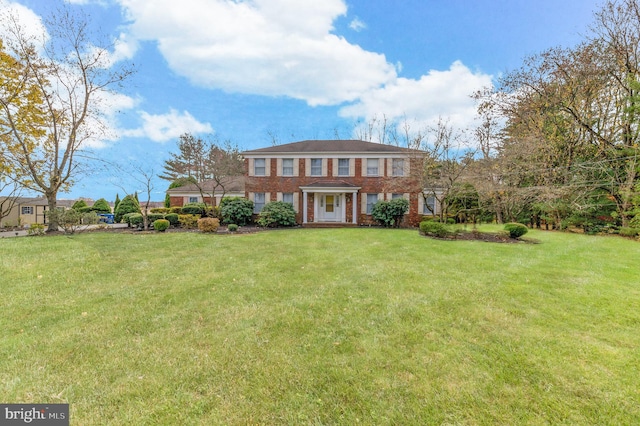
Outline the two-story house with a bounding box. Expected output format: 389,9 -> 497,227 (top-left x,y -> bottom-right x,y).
241,139 -> 436,226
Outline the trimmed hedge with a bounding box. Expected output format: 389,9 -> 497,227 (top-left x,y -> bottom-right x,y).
165,213 -> 179,226
154,219 -> 170,232
504,222 -> 528,238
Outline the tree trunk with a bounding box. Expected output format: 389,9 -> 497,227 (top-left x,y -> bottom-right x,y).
46,192 -> 59,232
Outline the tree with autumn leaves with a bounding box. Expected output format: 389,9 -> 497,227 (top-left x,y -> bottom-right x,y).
0,7 -> 133,231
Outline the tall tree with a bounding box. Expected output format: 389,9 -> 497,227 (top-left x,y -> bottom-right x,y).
161,133 -> 244,210
0,7 -> 133,231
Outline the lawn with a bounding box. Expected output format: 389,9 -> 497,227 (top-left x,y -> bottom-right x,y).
1,227 -> 639,424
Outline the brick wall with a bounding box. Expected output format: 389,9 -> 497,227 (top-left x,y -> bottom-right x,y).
245,156 -> 424,226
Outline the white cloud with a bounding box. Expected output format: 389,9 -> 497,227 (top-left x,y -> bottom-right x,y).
349,17 -> 366,32
339,61 -> 493,131
116,0 -> 396,106
122,109 -> 213,143
0,1 -> 48,47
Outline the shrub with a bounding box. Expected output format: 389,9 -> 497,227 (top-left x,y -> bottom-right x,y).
198,217 -> 220,233
504,222 -> 528,238
27,223 -> 45,236
92,198 -> 112,214
150,207 -> 170,214
165,213 -> 179,226
147,213 -> 165,223
227,223 -> 238,232
126,213 -> 144,227
182,202 -> 207,215
257,201 -> 297,227
154,219 -> 170,232
169,206 -> 183,214
179,214 -> 199,229
221,197 -> 254,225
114,195 -> 141,223
72,200 -> 88,211
618,227 -> 639,238
371,198 -> 409,227
47,209 -> 98,234
419,220 -> 454,238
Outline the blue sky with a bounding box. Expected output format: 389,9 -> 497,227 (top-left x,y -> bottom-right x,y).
3,0 -> 603,201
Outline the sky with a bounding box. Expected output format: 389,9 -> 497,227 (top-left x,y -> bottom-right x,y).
1,0 -> 604,202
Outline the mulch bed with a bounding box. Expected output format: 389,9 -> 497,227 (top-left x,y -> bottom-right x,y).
423,229 -> 540,244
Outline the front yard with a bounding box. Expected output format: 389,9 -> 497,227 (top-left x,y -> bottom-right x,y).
1,227 -> 639,424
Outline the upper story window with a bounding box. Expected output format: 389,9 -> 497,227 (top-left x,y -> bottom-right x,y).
392,159 -> 404,176
254,158 -> 266,176
366,158 -> 379,176
311,158 -> 322,176
282,158 -> 294,176
338,158 -> 349,176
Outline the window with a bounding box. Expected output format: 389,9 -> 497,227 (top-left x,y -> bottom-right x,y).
366,193 -> 378,214
282,158 -> 294,176
424,196 -> 436,214
392,159 -> 404,176
282,192 -> 294,204
254,158 -> 266,176
311,158 -> 322,176
391,193 -> 403,200
188,197 -> 198,203
21,206 -> 33,215
338,158 -> 349,176
367,158 -> 379,176
254,193 -> 265,213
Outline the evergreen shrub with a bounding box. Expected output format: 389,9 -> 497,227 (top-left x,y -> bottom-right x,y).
257,201 -> 297,227
221,197 -> 254,225
154,219 -> 170,232
179,214 -> 199,229
504,222 -> 528,238
419,220 -> 454,238
165,213 -> 179,226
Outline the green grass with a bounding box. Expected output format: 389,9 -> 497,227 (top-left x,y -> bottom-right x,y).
1,227 -> 639,424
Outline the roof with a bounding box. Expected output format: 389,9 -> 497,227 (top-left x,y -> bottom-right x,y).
166,176 -> 245,194
241,139 -> 421,155
0,197 -> 76,207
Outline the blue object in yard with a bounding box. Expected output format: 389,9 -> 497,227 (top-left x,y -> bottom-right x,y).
99,214 -> 115,224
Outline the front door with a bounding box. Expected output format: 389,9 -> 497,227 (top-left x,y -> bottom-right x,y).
319,194 -> 341,222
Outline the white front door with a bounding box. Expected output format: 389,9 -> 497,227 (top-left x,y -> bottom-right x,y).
319,194 -> 342,222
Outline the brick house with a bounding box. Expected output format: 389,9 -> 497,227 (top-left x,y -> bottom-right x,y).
241,139 -> 438,226
166,177 -> 246,207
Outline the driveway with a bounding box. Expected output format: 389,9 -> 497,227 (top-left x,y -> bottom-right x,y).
0,223 -> 128,238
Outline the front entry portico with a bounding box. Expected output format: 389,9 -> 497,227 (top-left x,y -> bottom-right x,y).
300,181 -> 360,224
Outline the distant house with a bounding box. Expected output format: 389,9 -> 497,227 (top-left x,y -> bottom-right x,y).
0,197 -> 75,228
241,140 -> 438,226
166,176 -> 246,207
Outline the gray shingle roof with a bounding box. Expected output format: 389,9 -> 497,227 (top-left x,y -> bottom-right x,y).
242,139 -> 419,155
166,176 -> 245,193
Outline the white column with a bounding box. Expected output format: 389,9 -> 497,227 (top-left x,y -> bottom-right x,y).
303,191 -> 308,223
352,192 -> 357,224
